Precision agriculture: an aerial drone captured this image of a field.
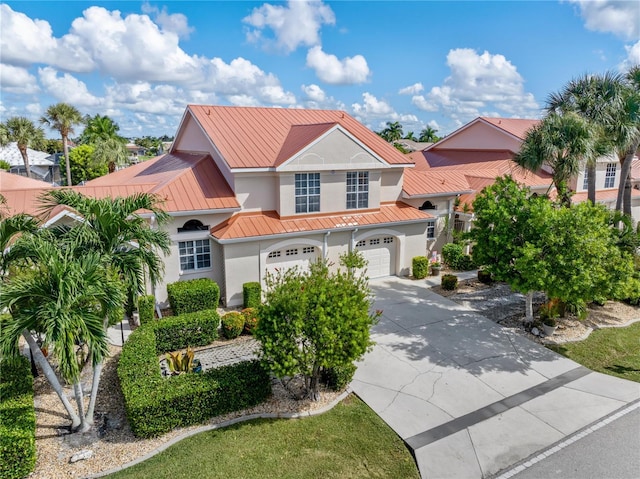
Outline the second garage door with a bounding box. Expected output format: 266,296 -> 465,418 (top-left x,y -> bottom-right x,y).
356,236 -> 396,278
265,245 -> 319,277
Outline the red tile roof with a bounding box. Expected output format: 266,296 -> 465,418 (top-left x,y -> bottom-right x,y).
480,117 -> 540,140
211,202 -> 432,241
571,189 -> 640,203
0,171 -> 52,190
186,105 -> 413,169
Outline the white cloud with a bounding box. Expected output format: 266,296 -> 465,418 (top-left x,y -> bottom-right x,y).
243,0 -> 335,53
141,3 -> 194,39
399,83 -> 423,95
300,84 -> 345,110
621,40 -> 640,71
302,84 -> 326,103
568,0 -> 639,41
351,92 -> 418,129
0,4 -> 58,66
38,67 -> 102,107
306,46 -> 370,85
414,48 -> 540,123
0,64 -> 39,94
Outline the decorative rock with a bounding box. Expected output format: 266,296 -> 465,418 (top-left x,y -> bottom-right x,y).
69,449 -> 93,463
531,327 -> 540,336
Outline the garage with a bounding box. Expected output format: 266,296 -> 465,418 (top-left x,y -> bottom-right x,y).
356,236 -> 396,278
264,245 -> 319,276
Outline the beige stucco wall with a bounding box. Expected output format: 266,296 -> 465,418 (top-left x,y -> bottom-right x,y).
234,173 -> 279,212
380,169 -> 404,202
435,122 -> 522,152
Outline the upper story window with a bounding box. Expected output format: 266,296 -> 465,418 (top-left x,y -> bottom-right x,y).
426,221 -> 436,239
419,200 -> 437,210
295,173 -> 320,214
583,171 -> 589,190
604,163 -> 616,189
178,219 -> 209,233
346,171 -> 369,209
179,239 -> 211,271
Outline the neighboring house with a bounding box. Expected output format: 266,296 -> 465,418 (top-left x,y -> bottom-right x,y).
81,105 -> 433,306
0,142 -> 61,184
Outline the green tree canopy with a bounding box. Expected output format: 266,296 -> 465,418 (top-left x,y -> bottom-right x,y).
41,103 -> 84,186
68,143 -> 105,184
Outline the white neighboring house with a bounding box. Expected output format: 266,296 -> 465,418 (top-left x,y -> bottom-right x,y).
0,142 -> 61,184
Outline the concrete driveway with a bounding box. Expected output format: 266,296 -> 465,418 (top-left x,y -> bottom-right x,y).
351,276 -> 640,479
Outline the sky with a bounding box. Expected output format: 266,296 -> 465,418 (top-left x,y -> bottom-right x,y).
1,0 -> 639,140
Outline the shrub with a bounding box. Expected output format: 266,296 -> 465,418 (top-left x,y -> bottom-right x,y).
243,282 -> 261,308
443,243 -> 475,271
441,274 -> 458,291
412,256 -> 429,279
322,363 -> 357,391
477,269 -> 493,284
167,279 -> 220,315
138,295 -> 156,325
0,356 -> 36,479
118,322 -> 271,438
221,311 -> 244,339
242,308 -> 259,335
153,310 -> 219,354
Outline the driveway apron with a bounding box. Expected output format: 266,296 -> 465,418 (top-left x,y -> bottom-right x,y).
351,276 -> 640,479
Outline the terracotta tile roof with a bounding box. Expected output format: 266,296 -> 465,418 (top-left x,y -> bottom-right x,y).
84,152 -> 239,212
211,202 -> 432,241
186,105 -> 413,169
480,117 -> 540,140
571,189 -> 640,203
1,171 -> 52,190
403,170 -> 473,197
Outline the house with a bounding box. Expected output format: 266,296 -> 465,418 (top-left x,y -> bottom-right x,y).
80,106 -> 433,306
0,142 -> 61,184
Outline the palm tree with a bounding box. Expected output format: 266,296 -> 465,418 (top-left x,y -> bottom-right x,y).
3,117 -> 45,179
378,121 -> 404,143
79,114 -> 123,144
404,131 -> 416,141
38,190 -> 171,422
93,137 -> 129,173
419,126 -> 440,143
40,103 -> 84,186
1,231 -> 124,432
515,112 -> 597,207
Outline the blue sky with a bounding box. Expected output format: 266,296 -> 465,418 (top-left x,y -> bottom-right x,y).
1,1 -> 638,139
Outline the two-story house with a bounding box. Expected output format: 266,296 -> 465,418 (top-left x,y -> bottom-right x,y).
82,106 -> 433,306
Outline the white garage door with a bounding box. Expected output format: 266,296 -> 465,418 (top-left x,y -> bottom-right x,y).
356,236 -> 396,278
265,245 -> 319,277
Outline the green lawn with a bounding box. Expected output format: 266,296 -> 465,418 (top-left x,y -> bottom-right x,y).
107,395 -> 419,479
549,322 -> 640,383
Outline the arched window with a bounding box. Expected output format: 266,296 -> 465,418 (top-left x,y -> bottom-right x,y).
178,219 -> 209,233
419,200 -> 437,210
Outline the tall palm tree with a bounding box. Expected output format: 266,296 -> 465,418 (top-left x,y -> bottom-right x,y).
38,190 -> 171,422
0,232 -> 124,431
419,126 -> 440,143
378,121 -> 404,143
515,112 -> 597,207
3,117 -> 45,179
93,137 -> 129,173
40,103 -> 84,186
79,114 -> 123,144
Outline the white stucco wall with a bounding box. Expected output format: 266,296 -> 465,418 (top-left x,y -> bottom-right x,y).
234,173 -> 279,212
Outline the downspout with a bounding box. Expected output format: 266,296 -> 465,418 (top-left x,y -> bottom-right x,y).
350,228 -> 359,252
323,231 -> 331,259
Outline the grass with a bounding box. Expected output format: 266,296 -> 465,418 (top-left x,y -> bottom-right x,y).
107,395 -> 419,479
548,321 -> 640,383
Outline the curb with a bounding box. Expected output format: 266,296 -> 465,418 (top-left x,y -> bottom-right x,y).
87,388 -> 352,478
543,317 -> 640,345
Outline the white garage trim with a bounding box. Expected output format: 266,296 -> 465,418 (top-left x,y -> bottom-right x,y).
353,228 -> 404,279
259,238 -> 323,286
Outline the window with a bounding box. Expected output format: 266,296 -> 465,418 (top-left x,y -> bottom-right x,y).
179,239 -> 211,271
419,200 -> 437,210
356,240 -> 366,247
346,171 -> 369,209
427,221 -> 436,239
177,219 -> 209,233
582,171 -> 589,190
454,214 -> 465,232
383,237 -> 393,244
268,251 -> 281,259
369,238 -> 380,245
295,173 -> 320,213
286,248 -> 298,256
605,163 -> 616,188
302,246 -> 315,254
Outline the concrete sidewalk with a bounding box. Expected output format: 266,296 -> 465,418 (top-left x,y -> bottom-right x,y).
352,276 -> 640,479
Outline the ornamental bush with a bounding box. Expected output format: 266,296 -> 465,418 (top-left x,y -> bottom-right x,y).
441,274 -> 458,291
167,278 -> 220,315
0,356 -> 36,479
138,295 -> 156,325
243,282 -> 261,308
322,363 -> 357,392
118,321 -> 271,438
443,243 -> 476,271
477,269 -> 493,284
412,256 -> 429,279
152,310 -> 219,354
242,308 -> 259,335
221,311 -> 244,339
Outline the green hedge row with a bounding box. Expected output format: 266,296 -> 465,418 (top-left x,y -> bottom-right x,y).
412,256 -> 429,279
138,295 -> 156,325
0,356 -> 36,479
243,282 -> 261,308
167,278 -> 220,315
152,310 -> 220,354
118,318 -> 271,438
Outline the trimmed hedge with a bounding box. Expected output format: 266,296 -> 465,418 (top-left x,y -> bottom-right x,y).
118,318 -> 271,438
243,282 -> 261,308
412,256 -> 429,280
478,269 -> 493,285
322,363 -> 357,392
0,356 -> 36,479
152,310 -> 219,354
138,295 -> 156,325
167,279 -> 220,315
242,308 -> 259,335
221,312 -> 244,340
442,274 -> 458,291
442,243 -> 476,271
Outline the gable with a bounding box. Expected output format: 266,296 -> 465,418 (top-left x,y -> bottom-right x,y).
433,119 -> 526,153
277,127 -> 387,172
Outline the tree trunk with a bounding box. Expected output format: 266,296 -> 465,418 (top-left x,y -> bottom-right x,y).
525,292 -> 534,323
84,361 -> 103,426
63,134 -> 72,186
307,365 -> 321,402
587,162 -> 596,204
73,382 -> 90,433
18,145 -> 31,178
616,140 -> 639,213
22,329 -> 81,429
